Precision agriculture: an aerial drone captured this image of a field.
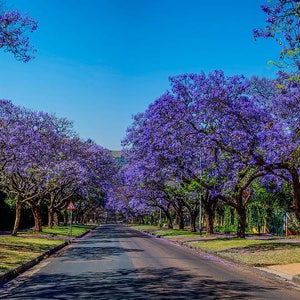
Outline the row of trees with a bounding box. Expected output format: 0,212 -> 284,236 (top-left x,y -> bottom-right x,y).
0,5 -> 120,234
107,1 -> 300,238
0,100 -> 118,235
109,71 -> 300,238
2,1 -> 300,238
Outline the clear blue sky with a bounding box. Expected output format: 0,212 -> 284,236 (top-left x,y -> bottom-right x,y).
1,0 -> 279,150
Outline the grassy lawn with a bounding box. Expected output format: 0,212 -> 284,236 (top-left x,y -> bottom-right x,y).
132,224 -> 199,239
132,224 -> 162,232
0,235 -> 64,274
23,224 -> 95,237
154,229 -> 199,238
186,238 -> 300,266
132,225 -> 300,267
0,224 -> 95,275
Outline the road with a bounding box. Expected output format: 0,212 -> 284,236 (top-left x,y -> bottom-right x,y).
1,224 -> 299,299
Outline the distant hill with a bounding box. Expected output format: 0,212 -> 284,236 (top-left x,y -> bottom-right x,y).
110,150 -> 126,165
110,150 -> 122,158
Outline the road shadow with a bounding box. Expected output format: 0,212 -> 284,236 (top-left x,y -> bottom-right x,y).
78,225 -> 151,243
60,245 -> 143,262
60,226 -> 145,262
1,266 -> 278,299
0,224 -> 292,299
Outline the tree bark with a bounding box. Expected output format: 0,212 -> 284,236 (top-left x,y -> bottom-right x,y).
190,210 -> 197,232
160,206 -> 173,229
177,209 -> 185,230
291,167 -> 300,222
48,207 -> 54,229
205,209 -> 215,234
139,215 -> 145,224
12,201 -> 22,236
236,205 -> 247,238
165,210 -> 173,228
30,203 -> 42,232
202,194 -> 218,234
173,201 -> 184,229
54,210 -> 59,226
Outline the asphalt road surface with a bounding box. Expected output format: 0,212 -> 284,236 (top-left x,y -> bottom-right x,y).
1,224 -> 299,299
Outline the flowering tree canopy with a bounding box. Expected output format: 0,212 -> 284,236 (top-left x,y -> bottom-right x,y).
121,69 -> 300,237
0,100 -> 117,234
254,0 -> 300,73
0,7 -> 37,62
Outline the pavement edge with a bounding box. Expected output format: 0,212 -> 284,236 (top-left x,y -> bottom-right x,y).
0,241 -> 69,285
131,226 -> 300,288
0,225 -> 100,285
292,274 -> 300,284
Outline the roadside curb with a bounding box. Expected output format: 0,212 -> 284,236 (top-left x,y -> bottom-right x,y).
292,274 -> 300,284
134,228 -> 300,288
0,241 -> 69,285
180,240 -> 300,287
0,225 -> 99,285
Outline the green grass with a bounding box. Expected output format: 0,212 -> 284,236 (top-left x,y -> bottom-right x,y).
186,238 -> 300,266
229,247 -> 300,266
0,224 -> 95,275
131,224 -> 161,232
41,224 -> 94,237
132,226 -> 300,267
154,229 -> 199,238
187,238 -> 266,251
132,224 -> 200,238
0,235 -> 64,274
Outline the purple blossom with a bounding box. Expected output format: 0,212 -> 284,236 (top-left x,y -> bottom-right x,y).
121,69 -> 300,235
0,100 -> 117,233
254,0 -> 300,72
0,9 -> 38,62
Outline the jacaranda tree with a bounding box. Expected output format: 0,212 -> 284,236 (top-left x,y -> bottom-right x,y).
253,1 -> 300,222
122,70 -> 295,238
251,73 -> 300,222
0,102 -> 59,234
0,6 -> 37,62
0,100 -> 117,234
254,0 -> 300,74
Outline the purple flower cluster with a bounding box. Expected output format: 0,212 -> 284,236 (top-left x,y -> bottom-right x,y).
0,100 -> 117,234
0,9 -> 37,62
254,0 -> 300,72
117,70 -> 300,237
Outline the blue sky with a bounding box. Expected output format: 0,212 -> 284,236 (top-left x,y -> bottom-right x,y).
0,0 -> 279,150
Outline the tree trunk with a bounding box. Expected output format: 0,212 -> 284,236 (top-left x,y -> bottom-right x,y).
162,208 -> 173,229
290,167 -> 300,222
205,208 -> 215,234
12,201 -> 22,236
30,203 -> 42,232
54,211 -> 59,226
173,201 -> 184,229
139,215 -> 145,224
202,193 -> 218,234
236,205 -> 247,238
177,209 -> 184,229
190,210 -> 197,232
48,207 -> 54,229
295,198 -> 300,222
265,208 -> 272,234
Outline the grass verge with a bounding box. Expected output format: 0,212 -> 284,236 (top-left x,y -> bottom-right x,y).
186,239 -> 300,266
23,224 -> 95,238
0,224 -> 95,275
132,224 -> 198,238
131,225 -> 300,267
